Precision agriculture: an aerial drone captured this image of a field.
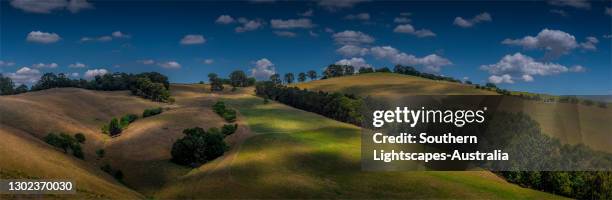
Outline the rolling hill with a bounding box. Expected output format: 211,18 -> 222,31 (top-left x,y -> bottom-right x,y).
0,84 -> 566,199
296,73 -> 612,153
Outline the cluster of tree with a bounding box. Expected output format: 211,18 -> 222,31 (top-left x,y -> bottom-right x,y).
0,74 -> 28,95
213,101 -> 237,122
102,114 -> 138,136
481,112 -> 612,199
208,73 -> 225,92
100,164 -> 124,182
170,127 -> 228,167
14,72 -> 173,102
43,132 -> 85,159
393,65 -> 461,83
228,70 -> 256,87
143,107 -> 163,118
255,81 -> 363,126
221,124 -> 238,136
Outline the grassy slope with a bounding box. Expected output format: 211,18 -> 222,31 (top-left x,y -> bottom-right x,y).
155,89 -> 562,199
296,73 -> 612,153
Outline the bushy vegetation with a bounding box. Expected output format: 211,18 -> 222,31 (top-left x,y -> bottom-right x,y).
74,133 -> 86,143
255,81 -> 363,126
0,74 -> 28,95
100,164 -> 124,182
483,112 -> 612,199
43,133 -> 84,159
208,73 -> 224,92
96,149 -> 105,159
171,127 -> 228,166
222,124 -> 238,136
102,113 -> 138,136
143,107 -> 163,118
213,101 -> 237,122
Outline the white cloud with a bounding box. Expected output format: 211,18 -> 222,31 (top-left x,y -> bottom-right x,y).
31,62 -> 58,68
453,12 -> 492,28
216,15 -> 235,24
548,0 -> 590,9
488,74 -> 514,84
70,72 -> 80,78
318,0 -> 367,11
84,69 -> 108,79
335,57 -> 371,71
180,34 -> 206,45
309,30 -> 319,37
26,31 -> 61,44
274,31 -> 297,38
336,45 -> 368,57
251,58 -> 276,80
325,27 -> 335,33
11,0 -> 92,14
501,29 -> 587,59
68,62 -> 86,68
579,36 -> 598,51
299,9 -> 314,17
345,13 -> 370,21
480,53 -> 584,83
393,17 -> 411,23
139,59 -> 155,65
158,61 -> 181,69
369,46 -> 451,72
6,67 -> 41,84
270,18 -> 314,29
203,59 -> 214,64
67,0 -> 92,13
393,24 -> 436,37
235,19 -> 263,32
0,61 -> 16,67
80,31 -> 130,43
607,7 -> 612,16
550,9 -> 568,17
332,30 -> 374,45
111,31 -> 130,38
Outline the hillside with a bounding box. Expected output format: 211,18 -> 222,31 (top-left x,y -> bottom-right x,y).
296,73 -> 612,153
0,85 -> 566,199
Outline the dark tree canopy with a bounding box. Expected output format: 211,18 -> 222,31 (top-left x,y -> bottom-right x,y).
298,72 -> 307,82
284,73 -> 295,84
269,74 -> 281,85
208,73 -> 224,91
229,70 -> 249,87
307,70 -> 317,80
171,127 -> 228,166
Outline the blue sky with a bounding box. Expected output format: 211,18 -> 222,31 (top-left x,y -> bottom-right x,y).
0,0 -> 610,95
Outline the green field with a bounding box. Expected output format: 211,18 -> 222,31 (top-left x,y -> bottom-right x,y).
155,91 -> 564,199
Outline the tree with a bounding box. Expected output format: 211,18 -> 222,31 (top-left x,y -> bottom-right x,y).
485,82 -> 497,88
284,73 -> 295,84
74,133 -> 86,143
307,70 -> 317,80
96,149 -> 105,158
344,65 -> 355,75
14,84 -> 28,94
208,73 -> 224,91
376,67 -> 391,73
109,118 -> 122,136
298,72 -> 307,82
229,70 -> 248,87
323,64 -> 344,78
171,127 -> 228,166
0,74 -> 15,95
359,67 -> 374,74
269,74 -> 281,85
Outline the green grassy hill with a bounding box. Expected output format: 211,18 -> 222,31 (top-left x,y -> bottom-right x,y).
296,73 -> 612,153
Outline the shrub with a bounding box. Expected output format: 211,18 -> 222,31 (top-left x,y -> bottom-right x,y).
44,133 -> 83,159
171,127 -> 228,166
120,114 -> 138,128
114,170 -> 124,181
212,101 -> 237,122
109,118 -> 122,136
96,149 -> 105,158
143,107 -> 163,118
74,133 -> 86,143
222,124 -> 238,136
598,102 -> 608,108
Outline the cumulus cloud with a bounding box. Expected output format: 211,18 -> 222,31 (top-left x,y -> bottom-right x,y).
111,31 -> 130,38
318,0 -> 367,11
216,15 -> 235,24
84,69 -> 108,79
332,30 -> 375,45
6,67 -> 41,84
336,45 -> 368,57
369,46 -> 451,72
11,0 -> 92,14
270,18 -> 314,29
335,57 -> 371,71
251,58 -> 276,80
299,9 -> 314,17
345,13 -> 370,21
235,19 -> 263,32
69,62 -> 86,68
274,31 -> 297,38
31,62 -> 58,68
501,29 -> 597,59
480,52 -> 584,83
488,74 -> 514,84
180,34 -> 206,45
80,31 -> 130,43
0,61 -> 16,67
579,36 -> 598,51
393,24 -> 436,37
26,31 -> 61,44
158,61 -> 181,69
548,0 -> 590,9
453,12 -> 492,28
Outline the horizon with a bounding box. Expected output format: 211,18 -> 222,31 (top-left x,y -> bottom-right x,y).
1,0 -> 611,95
